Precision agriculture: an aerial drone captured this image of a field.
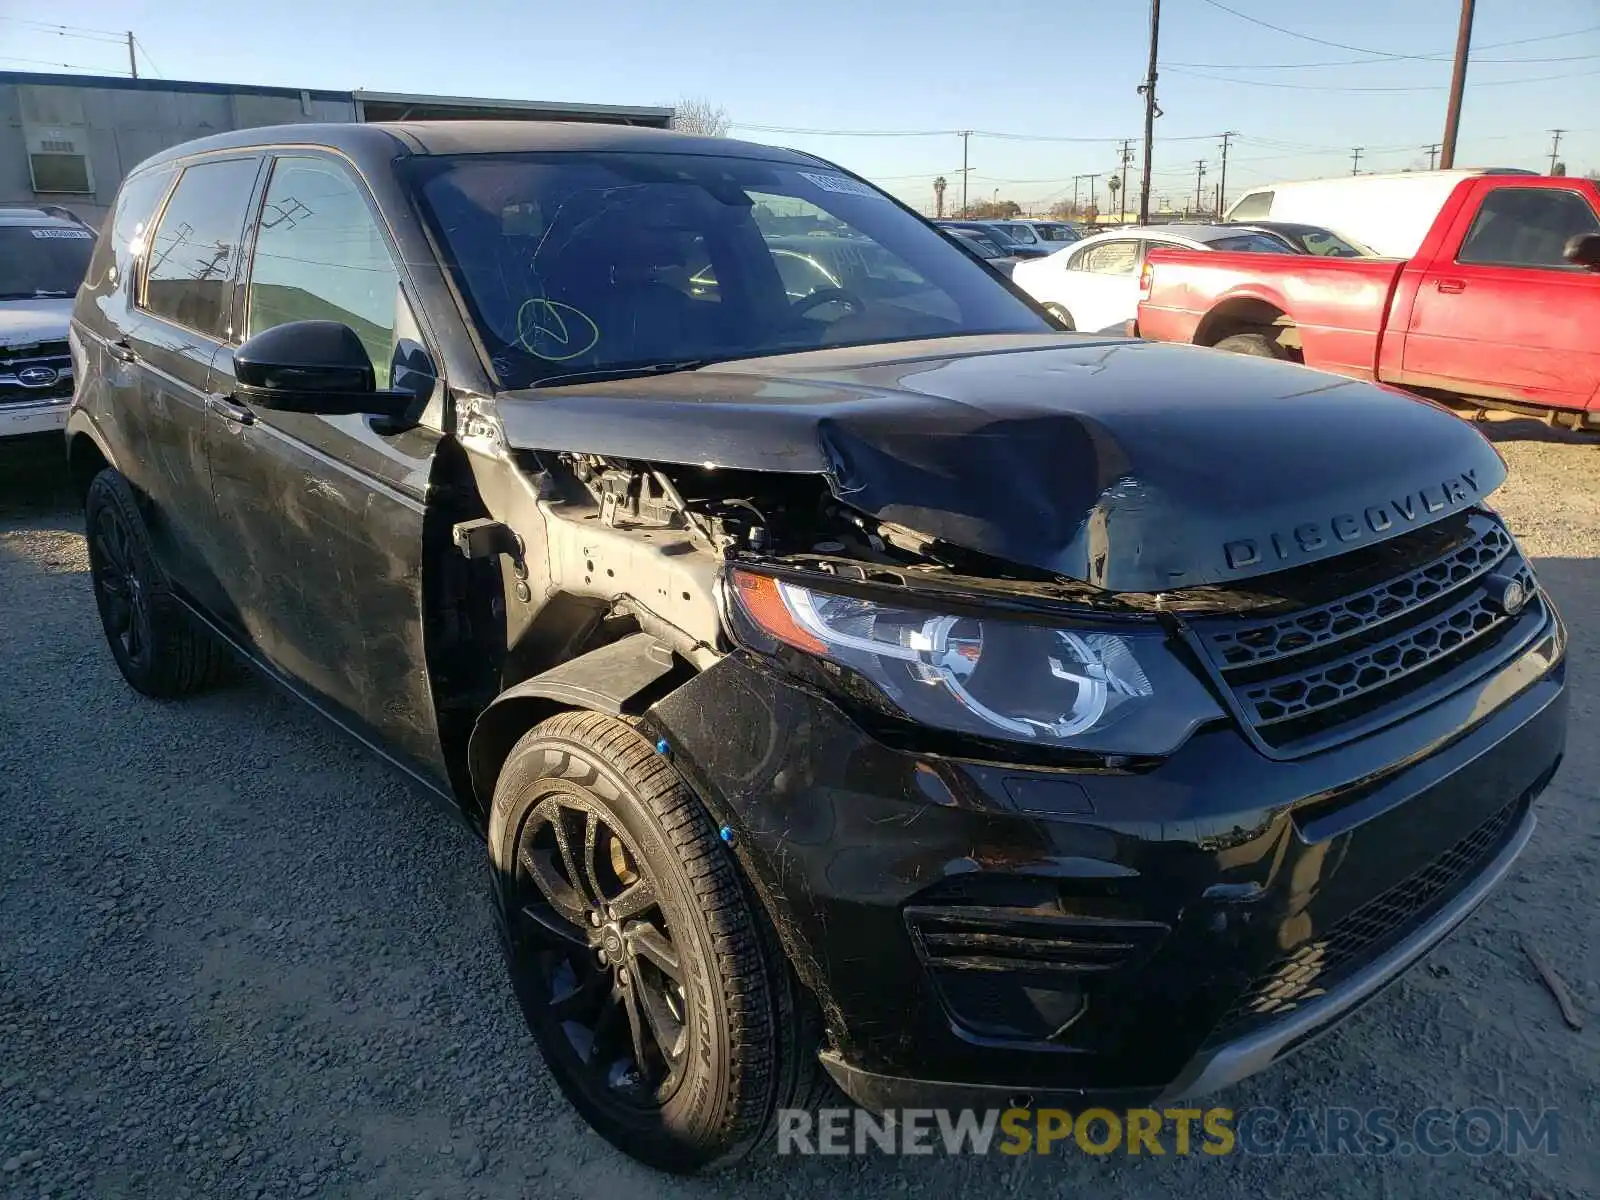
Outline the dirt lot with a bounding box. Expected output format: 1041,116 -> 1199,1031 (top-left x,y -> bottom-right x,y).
1,420 -> 1597,1200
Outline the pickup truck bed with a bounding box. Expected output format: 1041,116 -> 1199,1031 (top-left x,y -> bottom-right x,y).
1136,175 -> 1600,415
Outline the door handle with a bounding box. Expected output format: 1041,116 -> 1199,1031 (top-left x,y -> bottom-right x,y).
1435,278 -> 1467,294
109,339 -> 137,363
206,393 -> 255,426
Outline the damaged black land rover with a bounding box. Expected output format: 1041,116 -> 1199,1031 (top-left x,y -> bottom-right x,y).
66,122 -> 1566,1172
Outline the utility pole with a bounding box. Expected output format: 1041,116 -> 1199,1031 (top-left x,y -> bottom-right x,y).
1193,159 -> 1207,215
1138,0 -> 1162,225
1072,175 -> 1081,216
1084,173 -> 1099,218
1217,130 -> 1237,217
1118,139 -> 1134,224
1440,0 -> 1475,169
127,31 -> 138,79
1424,143 -> 1441,170
1548,129 -> 1565,175
958,132 -> 971,216
1351,146 -> 1363,175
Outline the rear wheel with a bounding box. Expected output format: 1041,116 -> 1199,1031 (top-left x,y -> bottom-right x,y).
85,468 -> 225,698
1212,331 -> 1289,359
489,711 -> 822,1173
1043,302 -> 1076,331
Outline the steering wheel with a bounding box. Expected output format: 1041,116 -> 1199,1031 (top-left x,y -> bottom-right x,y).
792,287 -> 866,318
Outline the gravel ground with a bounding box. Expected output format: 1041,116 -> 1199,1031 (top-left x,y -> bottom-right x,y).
1,418 -> 1597,1200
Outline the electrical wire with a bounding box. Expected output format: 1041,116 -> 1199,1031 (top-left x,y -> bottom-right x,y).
1164,64 -> 1600,92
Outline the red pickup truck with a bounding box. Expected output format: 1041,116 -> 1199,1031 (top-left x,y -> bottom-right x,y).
1135,175 -> 1600,418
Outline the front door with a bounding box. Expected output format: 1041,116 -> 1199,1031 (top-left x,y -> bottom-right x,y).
121,154 -> 264,610
205,152 -> 450,777
1403,183 -> 1600,410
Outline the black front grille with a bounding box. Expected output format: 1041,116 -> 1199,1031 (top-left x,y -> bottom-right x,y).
0,338 -> 73,406
1209,797 -> 1522,1043
1189,514 -> 1541,754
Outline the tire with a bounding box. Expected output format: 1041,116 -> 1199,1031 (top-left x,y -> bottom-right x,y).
1212,331 -> 1288,359
488,711 -> 823,1173
84,468 -> 226,698
1043,302 -> 1076,331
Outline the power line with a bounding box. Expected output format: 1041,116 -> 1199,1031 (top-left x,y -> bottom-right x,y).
0,54 -> 112,72
1164,51 -> 1600,70
0,16 -> 129,41
1189,0 -> 1600,62
1163,64 -> 1600,91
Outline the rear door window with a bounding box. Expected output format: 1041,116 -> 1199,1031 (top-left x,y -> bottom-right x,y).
1076,239 -> 1140,275
141,156 -> 262,337
244,156 -> 404,386
1456,187 -> 1600,269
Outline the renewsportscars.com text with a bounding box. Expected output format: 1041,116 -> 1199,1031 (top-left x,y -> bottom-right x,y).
776,1106 -> 1561,1158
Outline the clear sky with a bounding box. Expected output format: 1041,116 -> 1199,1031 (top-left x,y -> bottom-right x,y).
2,0 -> 1596,215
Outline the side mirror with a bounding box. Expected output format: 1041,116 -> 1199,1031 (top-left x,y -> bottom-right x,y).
1563,233 -> 1600,270
233,320 -> 413,418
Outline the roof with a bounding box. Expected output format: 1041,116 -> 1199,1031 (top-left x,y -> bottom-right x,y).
0,70 -> 351,102
128,120 -> 822,175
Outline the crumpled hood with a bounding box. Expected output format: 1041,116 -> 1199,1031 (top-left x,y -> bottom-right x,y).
495,334 -> 1506,592
0,297 -> 73,347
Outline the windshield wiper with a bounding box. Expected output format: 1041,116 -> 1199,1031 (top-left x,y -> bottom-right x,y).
531,358 -> 725,388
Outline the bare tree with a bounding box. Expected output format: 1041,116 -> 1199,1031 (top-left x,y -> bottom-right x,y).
671,96 -> 731,137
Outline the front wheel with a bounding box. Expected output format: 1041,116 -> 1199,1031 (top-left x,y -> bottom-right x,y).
488,711 -> 821,1173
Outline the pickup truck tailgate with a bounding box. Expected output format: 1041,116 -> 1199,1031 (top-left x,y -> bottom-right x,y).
1138,248 -> 1408,381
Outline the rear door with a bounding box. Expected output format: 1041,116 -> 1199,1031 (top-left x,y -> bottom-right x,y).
1059,237 -> 1142,331
122,154 -> 264,610
205,150 -> 450,776
1403,183 -> 1600,410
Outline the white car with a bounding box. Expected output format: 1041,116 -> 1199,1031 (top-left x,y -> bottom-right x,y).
1,206 -> 96,439
1011,223 -> 1295,333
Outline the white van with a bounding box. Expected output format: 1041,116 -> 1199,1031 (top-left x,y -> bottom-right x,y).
1224,168 -> 1538,258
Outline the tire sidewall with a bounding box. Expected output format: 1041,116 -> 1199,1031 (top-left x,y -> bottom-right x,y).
489,727 -> 744,1169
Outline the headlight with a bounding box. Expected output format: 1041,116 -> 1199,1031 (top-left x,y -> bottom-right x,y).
728,570 -> 1223,756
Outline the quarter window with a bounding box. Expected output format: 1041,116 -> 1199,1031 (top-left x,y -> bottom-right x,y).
1229,191 -> 1273,220
246,157 -> 403,387
1457,188 -> 1600,269
142,157 -> 260,336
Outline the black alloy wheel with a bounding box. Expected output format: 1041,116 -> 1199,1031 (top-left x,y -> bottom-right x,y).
89,498 -> 153,673
509,784 -> 689,1107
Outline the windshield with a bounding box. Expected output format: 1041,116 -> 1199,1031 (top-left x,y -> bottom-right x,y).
1204,231 -> 1297,254
1036,223 -> 1080,243
0,225 -> 95,298
1296,228 -> 1375,257
409,152 -> 1048,388
948,229 -> 1007,259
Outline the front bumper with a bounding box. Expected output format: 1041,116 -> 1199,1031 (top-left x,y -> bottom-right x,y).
640,607 -> 1566,1110
0,395 -> 71,439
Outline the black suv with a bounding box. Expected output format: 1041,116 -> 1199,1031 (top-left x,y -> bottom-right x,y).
67,122 -> 1567,1173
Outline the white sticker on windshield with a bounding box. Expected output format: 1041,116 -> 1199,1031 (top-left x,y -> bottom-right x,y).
798,172 -> 883,199
30,228 -> 92,239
